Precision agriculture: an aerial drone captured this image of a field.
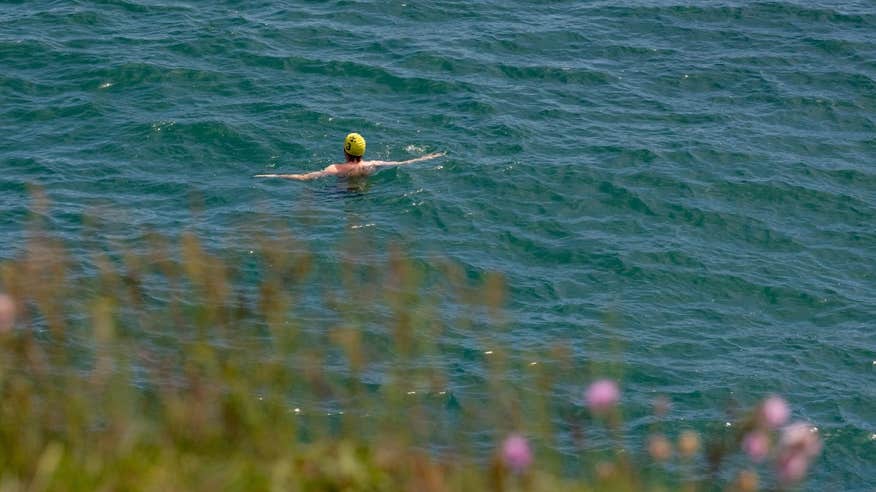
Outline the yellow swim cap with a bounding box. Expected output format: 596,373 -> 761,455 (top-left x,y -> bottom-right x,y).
344,133 -> 366,157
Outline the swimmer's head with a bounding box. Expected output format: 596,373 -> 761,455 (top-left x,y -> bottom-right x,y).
344,133 -> 366,157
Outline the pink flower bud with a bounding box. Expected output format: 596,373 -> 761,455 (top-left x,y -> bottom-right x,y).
678,430 -> 700,458
501,434 -> 532,473
776,422 -> 822,484
648,433 -> 672,461
780,422 -> 822,458
761,395 -> 790,429
742,431 -> 769,462
585,379 -> 620,414
777,452 -> 810,483
0,294 -> 15,333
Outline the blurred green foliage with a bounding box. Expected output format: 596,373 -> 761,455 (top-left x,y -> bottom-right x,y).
0,197 -> 815,491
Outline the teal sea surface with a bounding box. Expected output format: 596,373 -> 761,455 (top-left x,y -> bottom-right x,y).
2,1 -> 875,489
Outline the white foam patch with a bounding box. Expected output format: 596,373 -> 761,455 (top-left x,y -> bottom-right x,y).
151,120 -> 175,132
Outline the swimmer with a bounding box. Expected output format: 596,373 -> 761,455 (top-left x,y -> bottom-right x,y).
255,133 -> 446,181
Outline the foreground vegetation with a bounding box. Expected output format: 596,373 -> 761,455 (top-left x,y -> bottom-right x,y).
0,202 -> 820,491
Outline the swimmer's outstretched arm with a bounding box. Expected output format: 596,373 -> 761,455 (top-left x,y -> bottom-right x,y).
253,153 -> 445,180
372,151 -> 446,167
254,167 -> 336,181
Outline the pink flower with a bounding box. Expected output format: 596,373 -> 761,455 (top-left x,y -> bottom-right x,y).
779,422 -> 821,458
776,422 -> 822,484
761,395 -> 790,429
648,433 -> 672,461
778,451 -> 810,483
501,434 -> 532,473
585,379 -> 620,414
0,294 -> 14,333
742,431 -> 769,462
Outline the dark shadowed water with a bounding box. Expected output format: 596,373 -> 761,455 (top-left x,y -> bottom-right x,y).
2,1 -> 875,488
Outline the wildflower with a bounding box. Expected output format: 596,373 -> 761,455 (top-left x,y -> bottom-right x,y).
778,452 -> 810,484
742,431 -> 769,462
501,434 -> 532,473
678,430 -> 700,458
761,395 -> 790,429
736,470 -> 759,492
595,461 -> 616,481
585,379 -> 620,414
776,422 -> 821,484
0,294 -> 14,333
652,395 -> 671,417
648,433 -> 672,461
780,422 -> 822,458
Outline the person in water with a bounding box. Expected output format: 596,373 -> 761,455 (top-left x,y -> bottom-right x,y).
255,133 -> 445,181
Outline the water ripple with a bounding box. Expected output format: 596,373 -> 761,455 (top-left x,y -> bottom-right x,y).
2,1 -> 875,488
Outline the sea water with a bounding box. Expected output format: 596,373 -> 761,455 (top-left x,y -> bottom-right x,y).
1,1 -> 874,488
